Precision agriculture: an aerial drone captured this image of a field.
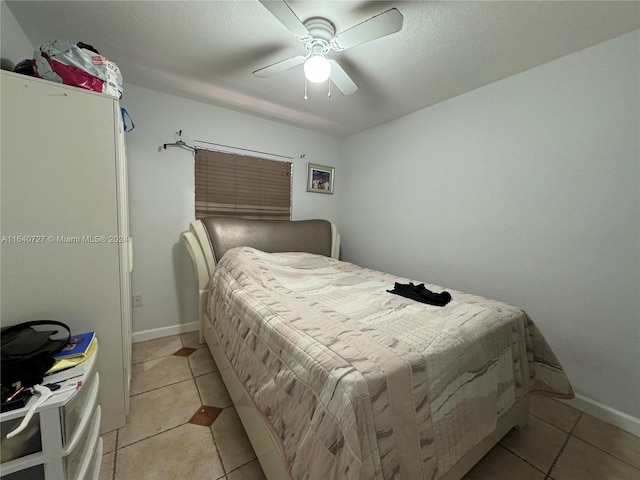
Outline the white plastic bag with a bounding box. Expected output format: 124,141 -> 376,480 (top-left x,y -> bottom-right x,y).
34,40 -> 123,98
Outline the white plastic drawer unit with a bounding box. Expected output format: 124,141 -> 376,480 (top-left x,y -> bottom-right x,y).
0,345 -> 102,479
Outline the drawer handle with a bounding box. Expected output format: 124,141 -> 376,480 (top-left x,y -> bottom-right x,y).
5,384 -> 52,439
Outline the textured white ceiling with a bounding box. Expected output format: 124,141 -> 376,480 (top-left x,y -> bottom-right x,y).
6,1 -> 639,137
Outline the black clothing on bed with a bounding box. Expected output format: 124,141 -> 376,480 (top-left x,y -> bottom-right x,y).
387,282 -> 452,307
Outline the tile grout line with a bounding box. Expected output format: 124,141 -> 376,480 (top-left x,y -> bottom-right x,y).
497,443 -> 547,477
499,409 -> 582,478
116,422 -> 190,450
568,436 -> 640,472
543,412 -> 582,480
567,430 -> 640,471
532,407 -> 640,474
130,366 -> 215,398
111,334 -> 204,479
226,458 -> 260,475
192,339 -> 253,478
129,337 -> 211,398
119,336 -> 195,453
210,424 -> 230,477
129,376 -> 194,398
189,335 -> 229,477
110,429 -> 119,480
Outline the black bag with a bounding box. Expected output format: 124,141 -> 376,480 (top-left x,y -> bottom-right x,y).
1,320 -> 71,389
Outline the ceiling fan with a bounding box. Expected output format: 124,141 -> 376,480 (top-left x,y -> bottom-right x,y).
253,0 -> 404,96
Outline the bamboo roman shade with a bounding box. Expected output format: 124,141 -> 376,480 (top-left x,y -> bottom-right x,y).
195,149 -> 292,220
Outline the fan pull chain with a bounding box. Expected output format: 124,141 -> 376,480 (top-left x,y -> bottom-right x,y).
304,77 -> 308,100
328,80 -> 331,98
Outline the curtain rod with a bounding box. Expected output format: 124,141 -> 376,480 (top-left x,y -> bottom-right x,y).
194,139 -> 294,160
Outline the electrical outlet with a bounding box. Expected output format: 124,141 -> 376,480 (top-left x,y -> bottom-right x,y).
133,295 -> 142,307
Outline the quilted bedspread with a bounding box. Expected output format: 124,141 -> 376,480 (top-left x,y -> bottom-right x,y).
208,247 -> 573,480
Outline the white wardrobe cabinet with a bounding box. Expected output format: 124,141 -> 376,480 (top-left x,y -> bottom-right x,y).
0,70 -> 132,433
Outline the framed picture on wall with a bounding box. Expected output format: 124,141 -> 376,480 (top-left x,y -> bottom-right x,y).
306,163 -> 334,194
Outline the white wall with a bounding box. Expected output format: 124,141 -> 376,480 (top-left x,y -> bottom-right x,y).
121,84 -> 342,334
340,31 -> 640,420
0,0 -> 33,69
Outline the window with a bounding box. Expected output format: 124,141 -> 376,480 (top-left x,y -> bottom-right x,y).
194,149 -> 292,220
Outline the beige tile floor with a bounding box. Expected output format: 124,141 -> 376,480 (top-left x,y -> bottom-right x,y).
100,333 -> 640,480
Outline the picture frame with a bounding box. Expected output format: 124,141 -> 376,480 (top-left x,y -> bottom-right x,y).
306,163 -> 334,194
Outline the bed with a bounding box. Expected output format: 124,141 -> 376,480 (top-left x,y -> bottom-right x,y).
183,217 -> 573,480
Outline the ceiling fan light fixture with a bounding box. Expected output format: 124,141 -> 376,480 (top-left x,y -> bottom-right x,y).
304,54 -> 331,83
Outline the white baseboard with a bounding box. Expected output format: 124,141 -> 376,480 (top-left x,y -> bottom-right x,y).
560,393 -> 640,437
132,321 -> 198,343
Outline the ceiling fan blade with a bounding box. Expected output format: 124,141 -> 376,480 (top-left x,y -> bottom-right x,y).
258,0 -> 310,40
328,60 -> 358,95
331,8 -> 403,51
253,55 -> 306,78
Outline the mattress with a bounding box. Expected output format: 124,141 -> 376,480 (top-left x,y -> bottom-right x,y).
208,247 -> 572,480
